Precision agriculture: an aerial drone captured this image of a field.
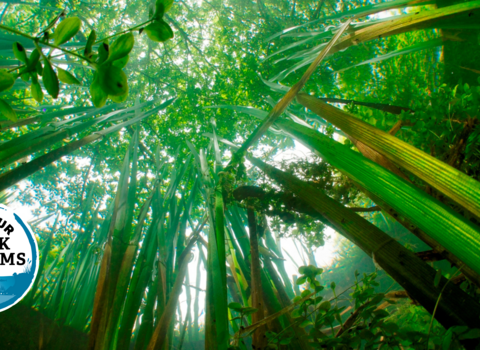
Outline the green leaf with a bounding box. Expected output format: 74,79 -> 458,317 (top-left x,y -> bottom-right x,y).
105,32 -> 134,64
42,58 -> 59,98
291,308 -> 302,318
459,328 -> 480,340
153,0 -> 173,19
57,67 -> 81,85
434,269 -> 442,287
109,90 -> 129,103
12,42 -> 27,63
0,69 -> 15,92
98,64 -> 128,97
112,55 -> 129,69
28,49 -> 40,71
31,79 -> 43,103
318,301 -> 331,311
279,338 -> 293,345
36,61 -> 43,76
53,17 -> 82,46
144,20 -> 174,42
98,42 -> 109,64
228,302 -> 242,311
0,99 -> 17,121
242,307 -> 258,315
301,289 -> 311,298
330,281 -> 336,290
90,72 -> 107,108
442,328 -> 454,350
299,320 -> 313,328
84,30 -> 96,58
373,309 -> 389,319
296,276 -> 307,285
275,113 -> 480,277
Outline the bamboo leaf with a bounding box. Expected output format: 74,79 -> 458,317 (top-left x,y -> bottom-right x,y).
335,38 -> 444,73
248,156 -> 480,331
296,93 -> 480,222
274,116 -> 480,276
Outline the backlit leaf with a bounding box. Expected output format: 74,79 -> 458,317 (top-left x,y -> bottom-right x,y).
144,20 -> 174,42
90,72 -> 107,108
57,67 -> 81,85
53,17 -> 82,46
12,42 -> 27,63
98,64 -> 128,96
153,0 -> 173,20
105,32 -> 134,64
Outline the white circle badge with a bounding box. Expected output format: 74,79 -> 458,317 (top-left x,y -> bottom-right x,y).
0,204 -> 39,312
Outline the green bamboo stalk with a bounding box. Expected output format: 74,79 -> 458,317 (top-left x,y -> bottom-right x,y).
146,236 -> 198,350
247,207 -> 267,349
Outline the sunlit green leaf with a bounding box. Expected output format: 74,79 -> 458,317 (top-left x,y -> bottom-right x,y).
153,0 -> 173,20
90,72 -> 107,108
53,17 -> 82,46
98,64 -> 128,96
105,32 -> 134,64
57,67 -> 81,85
12,42 -> 27,63
144,20 -> 174,42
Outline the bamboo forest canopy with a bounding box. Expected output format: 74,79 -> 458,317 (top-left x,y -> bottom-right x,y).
0,0 -> 480,349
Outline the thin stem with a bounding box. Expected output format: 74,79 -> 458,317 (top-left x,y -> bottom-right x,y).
97,19 -> 153,43
425,269 -> 463,348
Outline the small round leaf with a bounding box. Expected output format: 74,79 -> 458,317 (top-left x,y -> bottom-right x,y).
144,20 -> 174,43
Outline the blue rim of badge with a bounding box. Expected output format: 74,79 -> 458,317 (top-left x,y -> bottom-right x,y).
0,204 -> 39,312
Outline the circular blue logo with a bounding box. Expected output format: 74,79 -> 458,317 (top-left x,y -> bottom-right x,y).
0,205 -> 39,312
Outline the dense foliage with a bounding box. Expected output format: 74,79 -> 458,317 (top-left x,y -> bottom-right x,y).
0,0 -> 480,349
